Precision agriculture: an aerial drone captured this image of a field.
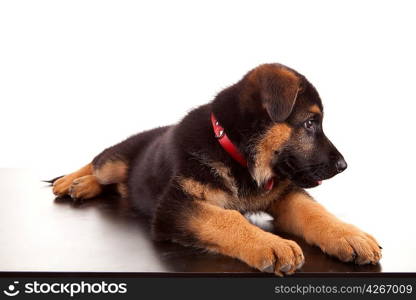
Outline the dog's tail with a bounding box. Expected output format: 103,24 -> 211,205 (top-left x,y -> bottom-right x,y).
42,175 -> 64,186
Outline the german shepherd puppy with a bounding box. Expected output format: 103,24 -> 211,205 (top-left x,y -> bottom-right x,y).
51,63 -> 381,276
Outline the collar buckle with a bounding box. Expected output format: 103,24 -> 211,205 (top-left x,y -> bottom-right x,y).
215,129 -> 225,139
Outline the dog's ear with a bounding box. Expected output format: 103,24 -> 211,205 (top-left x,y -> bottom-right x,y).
248,64 -> 301,122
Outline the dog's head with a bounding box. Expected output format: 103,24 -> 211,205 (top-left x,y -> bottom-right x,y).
215,63 -> 347,189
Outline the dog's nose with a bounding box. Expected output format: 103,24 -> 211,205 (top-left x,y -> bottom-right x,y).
335,158 -> 347,173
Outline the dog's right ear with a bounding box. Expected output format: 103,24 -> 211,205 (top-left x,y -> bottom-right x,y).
245,64 -> 301,123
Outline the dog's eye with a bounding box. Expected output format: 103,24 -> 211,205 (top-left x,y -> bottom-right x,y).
304,119 -> 315,130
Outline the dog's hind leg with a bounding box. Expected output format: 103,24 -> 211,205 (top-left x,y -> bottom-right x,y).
68,174 -> 103,200
52,158 -> 128,200
51,129 -> 155,200
52,163 -> 96,198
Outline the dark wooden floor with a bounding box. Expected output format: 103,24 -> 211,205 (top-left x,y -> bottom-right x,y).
0,169 -> 407,274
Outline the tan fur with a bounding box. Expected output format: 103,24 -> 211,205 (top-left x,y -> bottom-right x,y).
69,175 -> 102,199
188,201 -> 304,276
53,163 -> 93,196
180,177 -> 231,208
116,183 -> 128,198
180,177 -> 290,212
309,104 -> 322,114
94,160 -> 128,185
268,191 -> 382,265
252,124 -> 292,187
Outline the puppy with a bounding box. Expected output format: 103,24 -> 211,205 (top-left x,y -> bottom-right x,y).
51,63 -> 381,276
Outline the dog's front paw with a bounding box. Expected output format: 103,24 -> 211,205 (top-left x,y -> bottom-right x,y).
244,233 -> 304,276
317,223 -> 382,265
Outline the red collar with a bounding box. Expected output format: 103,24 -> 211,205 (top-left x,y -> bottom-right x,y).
211,113 -> 247,167
210,113 -> 274,191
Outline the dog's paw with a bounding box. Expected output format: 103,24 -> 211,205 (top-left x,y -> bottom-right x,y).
52,175 -> 74,196
317,223 -> 382,265
68,175 -> 102,200
245,233 -> 304,276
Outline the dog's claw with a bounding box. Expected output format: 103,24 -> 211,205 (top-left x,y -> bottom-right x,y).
261,264 -> 274,273
296,260 -> 304,269
279,264 -> 291,273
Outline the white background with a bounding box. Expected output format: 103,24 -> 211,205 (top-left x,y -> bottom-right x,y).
1,0 -> 415,270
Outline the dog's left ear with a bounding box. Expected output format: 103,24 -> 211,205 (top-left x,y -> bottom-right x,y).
248,64 -> 301,122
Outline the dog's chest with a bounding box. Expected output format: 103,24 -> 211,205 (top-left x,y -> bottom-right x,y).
226,180 -> 290,212
205,160 -> 290,212
179,176 -> 289,213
